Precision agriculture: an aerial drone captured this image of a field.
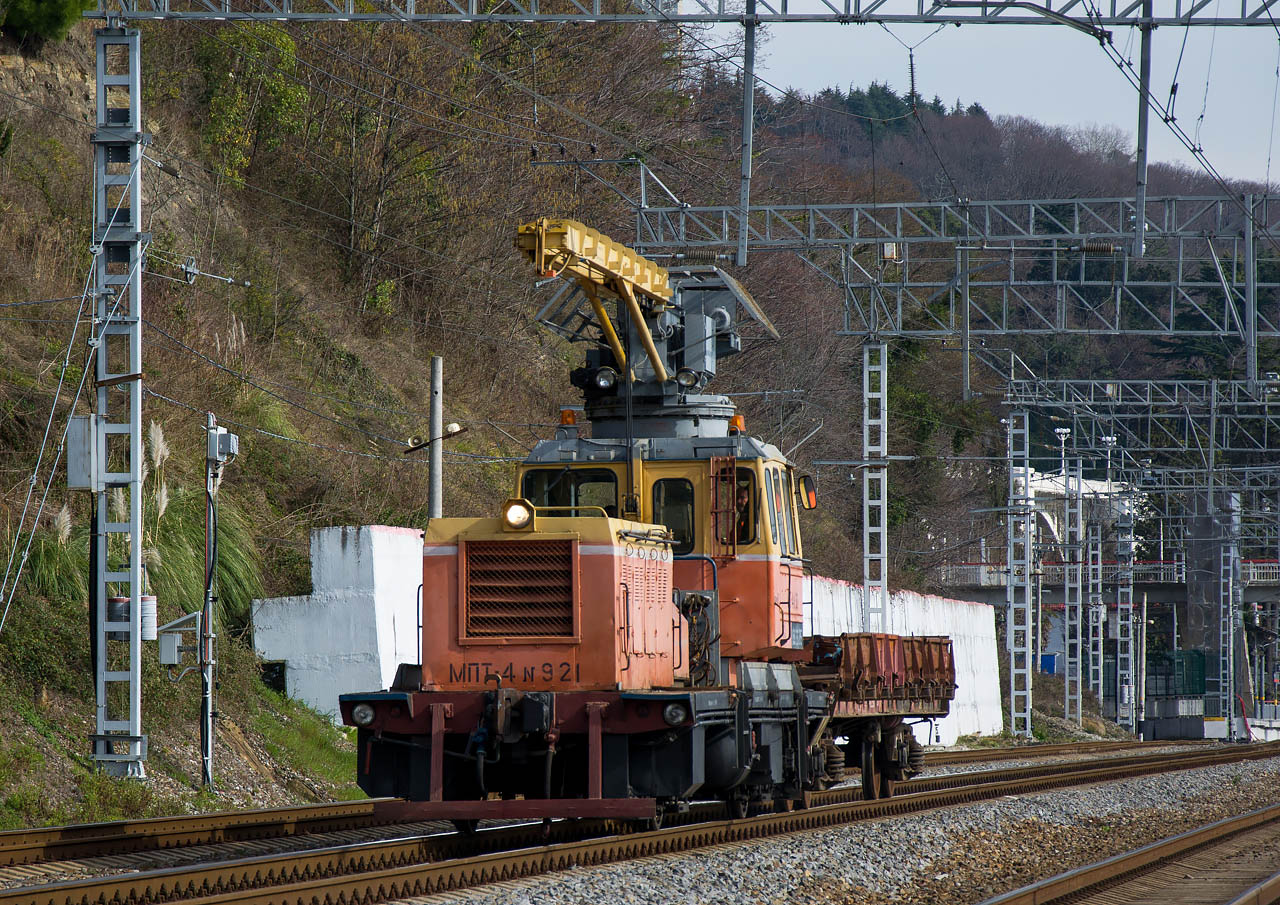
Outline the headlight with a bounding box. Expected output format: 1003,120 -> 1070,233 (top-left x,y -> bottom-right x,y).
662,702 -> 689,726
352,703 -> 376,726
594,367 -> 618,390
502,499 -> 533,529
675,368 -> 699,389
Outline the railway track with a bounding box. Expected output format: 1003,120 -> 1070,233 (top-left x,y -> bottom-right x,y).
9,741 -> 1279,905
0,739 -> 1175,872
924,738 -> 1208,766
980,798 -> 1280,905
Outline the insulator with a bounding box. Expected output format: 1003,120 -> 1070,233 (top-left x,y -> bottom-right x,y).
674,250 -> 723,265
1080,240 -> 1117,255
908,52 -> 918,111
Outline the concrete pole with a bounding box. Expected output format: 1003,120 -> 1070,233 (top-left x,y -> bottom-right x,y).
1133,1 -> 1152,259
1245,193 -> 1257,389
202,412 -> 217,789
430,355 -> 443,519
735,0 -> 757,268
961,246 -> 972,400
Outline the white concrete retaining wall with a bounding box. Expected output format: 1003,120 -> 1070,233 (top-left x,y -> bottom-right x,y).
252,525 -> 423,722
805,576 -> 1005,745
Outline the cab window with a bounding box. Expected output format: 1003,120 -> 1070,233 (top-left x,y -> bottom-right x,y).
771,466 -> 795,556
715,467 -> 756,545
763,469 -> 779,546
521,468 -> 618,516
652,478 -> 695,555
783,469 -> 801,556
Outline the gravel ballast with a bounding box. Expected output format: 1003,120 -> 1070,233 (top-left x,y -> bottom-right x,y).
402,753 -> 1280,905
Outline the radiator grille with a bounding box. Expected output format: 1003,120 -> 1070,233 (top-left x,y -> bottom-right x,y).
463,539 -> 576,637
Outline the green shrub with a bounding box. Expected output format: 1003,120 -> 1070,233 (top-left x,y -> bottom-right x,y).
1,0 -> 93,42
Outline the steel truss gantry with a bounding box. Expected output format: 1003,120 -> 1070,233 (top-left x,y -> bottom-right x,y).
91,27 -> 149,777
1008,379 -> 1280,457
631,193 -> 1279,339
1064,458 -> 1083,725
1006,411 -> 1034,738
86,1 -> 1280,26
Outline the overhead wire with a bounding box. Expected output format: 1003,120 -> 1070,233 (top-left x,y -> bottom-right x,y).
1077,0 -> 1280,258
1268,28 -> 1280,189
363,0 -> 722,185
1192,0 -> 1222,151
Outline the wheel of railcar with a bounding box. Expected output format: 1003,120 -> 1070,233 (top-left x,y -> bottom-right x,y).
639,809 -> 664,832
725,791 -> 750,819
451,819 -> 479,835
773,797 -> 795,813
860,738 -> 881,801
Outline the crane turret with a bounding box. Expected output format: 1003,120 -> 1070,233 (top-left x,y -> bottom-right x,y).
516,218 -> 779,439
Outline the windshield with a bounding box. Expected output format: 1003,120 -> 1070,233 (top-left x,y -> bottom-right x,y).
521,468 -> 619,516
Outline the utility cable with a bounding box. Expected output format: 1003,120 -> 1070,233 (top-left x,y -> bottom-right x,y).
146,389 -> 524,463
142,319 -> 403,445
0,250 -> 145,636
143,317 -> 552,427
0,152 -> 143,609
0,295 -> 85,308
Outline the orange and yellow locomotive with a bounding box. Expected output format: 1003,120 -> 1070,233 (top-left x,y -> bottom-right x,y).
339,221 -> 955,825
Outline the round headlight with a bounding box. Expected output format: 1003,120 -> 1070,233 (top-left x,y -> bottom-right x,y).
675,368 -> 699,389
352,703 -> 376,727
662,702 -> 689,726
503,500 -> 533,529
594,367 -> 618,390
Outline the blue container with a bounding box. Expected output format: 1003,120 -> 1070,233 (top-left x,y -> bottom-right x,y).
1039,653 -> 1058,675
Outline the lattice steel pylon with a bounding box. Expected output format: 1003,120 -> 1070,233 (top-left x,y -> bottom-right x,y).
91,26 -> 148,777
1005,411 -> 1033,737
1087,521 -> 1104,701
1064,458 -> 1084,725
1216,540 -> 1238,733
1115,494 -> 1136,732
862,341 -> 888,632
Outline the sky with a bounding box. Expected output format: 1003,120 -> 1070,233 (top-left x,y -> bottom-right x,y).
733,21 -> 1280,185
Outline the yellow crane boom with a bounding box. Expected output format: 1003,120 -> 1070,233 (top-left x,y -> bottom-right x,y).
515,218 -> 671,383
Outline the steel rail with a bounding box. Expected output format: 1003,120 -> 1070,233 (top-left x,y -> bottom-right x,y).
0,740 -> 1209,870
12,743 -> 1280,905
980,800 -> 1280,905
1227,869 -> 1280,905
924,738 -> 1207,766
0,798 -> 454,867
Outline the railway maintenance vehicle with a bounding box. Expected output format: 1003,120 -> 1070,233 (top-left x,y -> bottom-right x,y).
339,219 -> 957,828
